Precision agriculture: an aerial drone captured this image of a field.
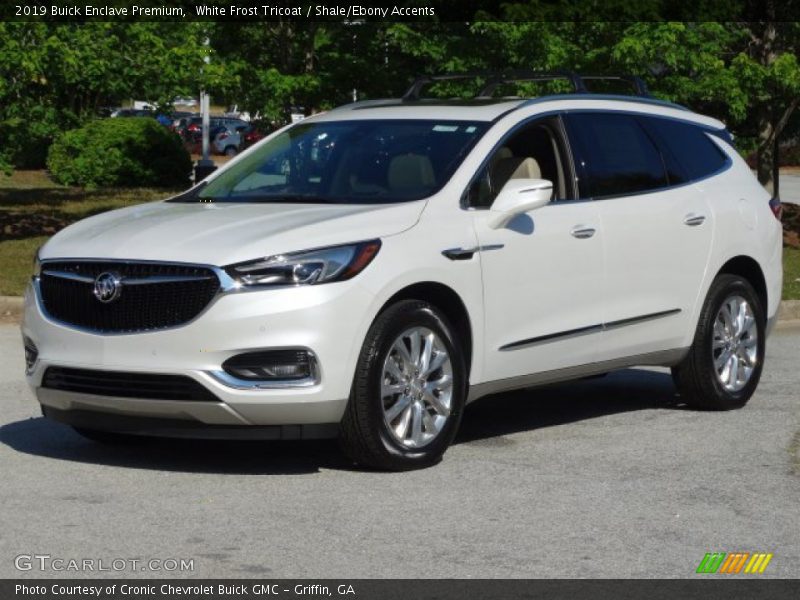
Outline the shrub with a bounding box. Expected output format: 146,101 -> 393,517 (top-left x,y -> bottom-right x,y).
47,117 -> 192,188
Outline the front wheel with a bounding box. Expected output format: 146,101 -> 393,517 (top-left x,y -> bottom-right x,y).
672,274 -> 765,410
339,300 -> 467,470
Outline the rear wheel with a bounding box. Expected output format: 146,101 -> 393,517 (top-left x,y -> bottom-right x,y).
340,300 -> 467,470
672,274 -> 765,410
224,146 -> 238,157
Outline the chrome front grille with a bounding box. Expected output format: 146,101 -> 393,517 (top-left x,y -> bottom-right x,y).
38,261 -> 220,333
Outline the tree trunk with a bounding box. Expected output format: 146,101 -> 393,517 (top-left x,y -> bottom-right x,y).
756,110 -> 776,196
753,16 -> 778,197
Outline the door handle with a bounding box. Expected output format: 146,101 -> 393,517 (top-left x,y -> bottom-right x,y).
684,213 -> 706,227
570,226 -> 596,239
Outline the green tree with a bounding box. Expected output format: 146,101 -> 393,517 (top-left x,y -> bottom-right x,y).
0,22 -> 216,171
493,4 -> 800,195
610,21 -> 800,196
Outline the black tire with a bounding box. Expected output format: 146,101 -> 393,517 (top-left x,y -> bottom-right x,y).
224,146 -> 238,157
339,300 -> 467,471
672,274 -> 765,410
72,427 -> 147,445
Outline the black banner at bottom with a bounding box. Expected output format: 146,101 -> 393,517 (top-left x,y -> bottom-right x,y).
2,580 -> 799,600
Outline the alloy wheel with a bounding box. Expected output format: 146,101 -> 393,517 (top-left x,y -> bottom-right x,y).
380,326 -> 453,448
712,295 -> 759,392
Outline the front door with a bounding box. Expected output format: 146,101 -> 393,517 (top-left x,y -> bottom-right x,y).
470,117 -> 606,383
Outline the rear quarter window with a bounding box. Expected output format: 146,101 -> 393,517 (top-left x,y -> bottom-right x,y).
642,117 -> 729,182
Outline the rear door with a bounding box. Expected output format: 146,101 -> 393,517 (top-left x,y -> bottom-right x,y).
563,112 -> 715,359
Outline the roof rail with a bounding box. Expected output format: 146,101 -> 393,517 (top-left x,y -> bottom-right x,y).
402,72 -> 496,101
477,70 -> 587,97
579,75 -> 650,97
401,70 -> 651,101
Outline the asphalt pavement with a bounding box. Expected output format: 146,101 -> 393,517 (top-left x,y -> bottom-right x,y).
0,323 -> 798,579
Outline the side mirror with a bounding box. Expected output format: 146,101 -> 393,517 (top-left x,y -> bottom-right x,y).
487,178 -> 553,229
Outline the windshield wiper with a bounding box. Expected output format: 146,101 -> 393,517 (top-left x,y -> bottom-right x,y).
211,194 -> 338,204
267,195 -> 337,203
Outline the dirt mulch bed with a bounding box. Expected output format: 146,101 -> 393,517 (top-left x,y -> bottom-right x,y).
784,203 -> 800,248
0,212 -> 72,241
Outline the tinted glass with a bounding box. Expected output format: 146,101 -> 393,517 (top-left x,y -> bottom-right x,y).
643,117 -> 728,181
565,113 -> 668,198
195,120 -> 487,204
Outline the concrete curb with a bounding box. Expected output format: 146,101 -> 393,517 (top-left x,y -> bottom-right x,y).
0,296 -> 23,321
779,299 -> 800,321
3,295 -> 800,325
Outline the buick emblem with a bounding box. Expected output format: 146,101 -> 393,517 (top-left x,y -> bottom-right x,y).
93,272 -> 122,303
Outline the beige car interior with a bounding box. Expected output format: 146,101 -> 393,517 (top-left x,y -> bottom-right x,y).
388,154 -> 436,192
331,149 -> 437,197
477,122 -> 567,208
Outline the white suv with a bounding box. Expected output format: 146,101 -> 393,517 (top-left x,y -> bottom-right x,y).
22,73 -> 783,470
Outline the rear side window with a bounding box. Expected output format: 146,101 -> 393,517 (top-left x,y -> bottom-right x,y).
564,113 -> 668,199
642,117 -> 729,181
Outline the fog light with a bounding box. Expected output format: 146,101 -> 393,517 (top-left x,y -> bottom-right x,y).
23,337 -> 38,374
222,349 -> 317,382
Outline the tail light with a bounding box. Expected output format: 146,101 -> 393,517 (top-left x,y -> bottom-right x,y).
218,133 -> 229,141
769,197 -> 782,221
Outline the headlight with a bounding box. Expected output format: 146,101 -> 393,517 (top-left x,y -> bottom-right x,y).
224,240 -> 381,288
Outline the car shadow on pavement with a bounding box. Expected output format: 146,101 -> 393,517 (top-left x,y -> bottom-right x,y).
0,417 -> 349,475
456,367 -> 684,445
0,368 -> 683,474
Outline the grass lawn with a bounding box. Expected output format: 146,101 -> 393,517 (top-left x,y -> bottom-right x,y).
0,170 -> 179,295
784,246 -> 800,301
2,170 -> 800,300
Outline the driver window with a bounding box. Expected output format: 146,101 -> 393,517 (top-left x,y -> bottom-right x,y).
466,119 -> 569,209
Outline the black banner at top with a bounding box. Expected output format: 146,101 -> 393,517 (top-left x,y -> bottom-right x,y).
2,0 -> 800,22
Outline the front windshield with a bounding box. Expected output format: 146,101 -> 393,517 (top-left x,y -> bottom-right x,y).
193,119 -> 488,204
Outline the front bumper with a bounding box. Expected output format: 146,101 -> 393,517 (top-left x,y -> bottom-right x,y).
40,402 -> 338,440
22,278 -> 377,433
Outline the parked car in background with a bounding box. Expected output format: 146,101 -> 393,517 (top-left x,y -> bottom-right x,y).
212,124 -> 253,156
241,121 -> 272,150
172,113 -> 199,137
181,116 -> 248,143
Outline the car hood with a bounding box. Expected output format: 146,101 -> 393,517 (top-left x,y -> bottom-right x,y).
41,199 -> 425,265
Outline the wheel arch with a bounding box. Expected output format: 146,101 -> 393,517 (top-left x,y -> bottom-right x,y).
716,255 -> 768,318
378,282 -> 474,378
